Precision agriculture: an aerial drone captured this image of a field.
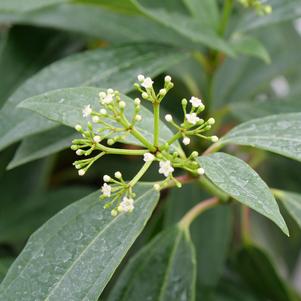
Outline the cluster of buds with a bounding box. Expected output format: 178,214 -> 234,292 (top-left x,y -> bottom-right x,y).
238,0 -> 272,15
71,75 -> 218,216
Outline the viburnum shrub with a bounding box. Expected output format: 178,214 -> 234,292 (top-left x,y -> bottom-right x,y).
0,1 -> 301,300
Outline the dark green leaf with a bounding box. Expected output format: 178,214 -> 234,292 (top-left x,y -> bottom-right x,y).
0,183 -> 159,300
220,113 -> 301,162
0,44 -> 188,151
198,153 -> 288,235
107,226 -> 196,301
0,258 -> 13,283
234,245 -> 296,301
19,87 -> 183,153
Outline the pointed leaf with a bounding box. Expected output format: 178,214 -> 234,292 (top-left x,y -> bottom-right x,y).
108,226 -> 196,301
19,87 -> 183,153
198,153 -> 288,235
220,113 -> 301,162
274,189 -> 301,229
0,183 -> 159,300
0,44 -> 188,151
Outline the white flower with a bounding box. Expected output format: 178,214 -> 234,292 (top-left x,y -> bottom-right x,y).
164,75 -> 172,82
93,136 -> 101,143
111,209 -> 118,217
134,98 -> 141,105
183,137 -> 190,145
135,115 -> 142,121
107,88 -> 114,94
144,153 -> 155,162
75,124 -> 82,131
142,92 -> 148,99
189,96 -> 203,108
82,105 -> 92,117
159,160 -> 174,177
141,77 -> 153,89
101,183 -> 111,197
99,91 -> 106,98
78,169 -> 85,176
119,101 -> 126,108
100,109 -> 107,115
153,183 -> 161,191
211,136 -> 219,142
92,116 -> 100,123
118,197 -> 134,213
197,168 -> 205,175
137,74 -> 145,82
76,149 -> 83,156
208,118 -> 215,125
102,93 -> 113,104
103,175 -> 111,182
165,114 -> 173,122
114,171 -> 122,179
159,89 -> 166,96
185,113 -> 200,125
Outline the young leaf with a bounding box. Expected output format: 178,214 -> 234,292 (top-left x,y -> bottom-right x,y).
19,87 -> 183,153
107,226 -> 196,301
198,153 -> 288,235
274,189 -> 301,229
0,183 -> 159,300
0,44 -> 188,151
220,113 -> 301,162
234,245 -> 297,301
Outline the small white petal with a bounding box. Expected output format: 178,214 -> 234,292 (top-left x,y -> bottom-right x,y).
197,168 -> 205,175
183,137 -> 190,145
119,101 -> 126,108
208,118 -> 215,125
158,160 -> 174,177
78,169 -> 85,176
189,96 -> 203,108
100,108 -> 107,115
92,116 -> 100,123
185,113 -> 200,125
101,183 -> 112,197
82,105 -> 92,117
153,183 -> 161,191
165,114 -> 173,122
135,115 -> 142,121
164,75 -> 172,82
93,136 -> 101,143
107,88 -> 114,94
141,77 -> 153,89
137,74 -> 145,82
114,171 -> 122,179
99,91 -> 106,98
143,153 -> 155,162
103,175 -> 111,182
75,124 -> 82,131
211,136 -> 219,142
134,98 -> 141,105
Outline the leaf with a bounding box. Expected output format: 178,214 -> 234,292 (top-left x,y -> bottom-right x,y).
0,186 -> 93,243
0,43 -> 188,151
233,245 -> 297,301
107,225 -> 196,301
230,34 -> 270,63
164,184 -> 232,288
0,258 -> 13,283
0,183 -> 159,300
0,0 -> 68,12
7,127 -> 76,169
229,98 -> 301,122
220,113 -> 301,162
198,153 -> 288,235
19,87 -> 184,153
238,0 -> 301,32
131,0 -> 234,55
274,189 -> 301,229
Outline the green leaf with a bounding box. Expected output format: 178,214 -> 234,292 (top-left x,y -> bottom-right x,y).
7,127 -> 76,169
230,34 -> 270,63
131,0 -> 234,55
164,184 -> 232,288
220,113 -> 301,162
0,258 -> 13,283
107,225 -> 196,301
274,189 -> 301,229
19,87 -> 183,153
0,183 -> 159,300
182,0 -> 219,29
0,0 -> 68,12
0,186 -> 93,243
229,98 -> 301,122
238,0 -> 301,32
0,44 -> 188,151
233,245 -> 297,301
198,153 -> 288,235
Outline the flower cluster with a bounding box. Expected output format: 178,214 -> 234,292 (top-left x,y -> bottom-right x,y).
238,0 -> 272,15
71,75 -> 218,216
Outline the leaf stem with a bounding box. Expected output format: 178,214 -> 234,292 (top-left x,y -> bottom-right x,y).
128,160 -> 153,187
241,205 -> 251,244
198,176 -> 229,201
179,197 -> 219,229
153,102 -> 160,147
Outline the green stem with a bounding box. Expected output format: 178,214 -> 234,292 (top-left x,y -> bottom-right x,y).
166,131 -> 182,147
128,160 -> 153,187
153,102 -> 160,147
179,197 -> 219,229
131,127 -> 156,152
96,144 -> 148,156
198,176 -> 229,202
218,0 -> 233,36
202,141 -> 223,156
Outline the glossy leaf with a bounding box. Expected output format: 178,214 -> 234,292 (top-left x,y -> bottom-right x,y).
0,183 -> 159,300
19,87 -> 183,153
220,113 -> 301,162
131,0 -> 234,55
0,44 -> 188,151
274,189 -> 301,229
107,226 -> 196,301
234,245 -> 296,301
7,127 -> 76,169
198,153 -> 288,235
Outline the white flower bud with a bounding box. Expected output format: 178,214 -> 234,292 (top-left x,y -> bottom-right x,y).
75,124 -> 82,131
191,151 -> 199,157
78,169 -> 85,176
142,92 -> 148,99
208,118 -> 215,125
103,175 -> 111,182
100,109 -> 107,115
211,136 -> 219,142
135,115 -> 142,121
111,209 -> 118,217
75,164 -> 81,169
159,88 -> 167,96
82,104 -> 92,117
93,136 -> 101,143
153,183 -> 161,191
165,114 -> 173,122
99,91 -> 106,98
134,98 -> 141,105
107,139 -> 114,145
92,116 -> 100,123
164,75 -> 172,82
137,74 -> 145,82
76,149 -> 83,156
107,88 -> 114,94
119,101 -> 126,108
143,153 -> 155,162
183,137 -> 190,145
197,168 -> 205,175
114,171 -> 122,179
